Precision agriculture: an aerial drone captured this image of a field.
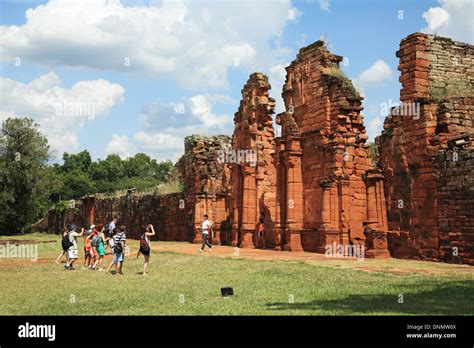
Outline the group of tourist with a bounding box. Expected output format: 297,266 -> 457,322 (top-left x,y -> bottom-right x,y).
55,218 -> 156,276
55,213 -> 266,275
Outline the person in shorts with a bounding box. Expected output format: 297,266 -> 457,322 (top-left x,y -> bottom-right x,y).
55,227 -> 69,265
83,226 -> 93,269
106,225 -> 126,275
87,225 -> 98,269
91,225 -> 107,271
65,225 -> 84,270
137,224 -> 155,276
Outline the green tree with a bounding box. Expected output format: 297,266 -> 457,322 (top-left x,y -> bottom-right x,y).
62,150 -> 92,173
61,169 -> 96,199
155,160 -> 173,181
123,153 -> 154,178
0,118 -> 50,234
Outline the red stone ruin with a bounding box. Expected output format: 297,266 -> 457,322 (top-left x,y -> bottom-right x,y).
38,32 -> 473,265
275,40 -> 389,257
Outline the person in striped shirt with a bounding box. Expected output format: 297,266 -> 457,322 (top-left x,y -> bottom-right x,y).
106,226 -> 127,275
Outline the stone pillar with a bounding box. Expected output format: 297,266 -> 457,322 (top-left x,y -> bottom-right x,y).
366,183 -> 379,229
239,165 -> 257,247
365,170 -> 390,258
282,142 -> 304,251
231,165 -> 241,246
321,185 -> 331,225
317,180 -> 341,253
230,72 -> 277,248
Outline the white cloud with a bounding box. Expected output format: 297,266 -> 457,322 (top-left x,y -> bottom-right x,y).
0,0 -> 297,89
366,116 -> 383,142
423,7 -> 450,32
106,134 -> 134,159
134,131 -> 184,162
319,0 -> 331,12
139,94 -> 232,132
268,63 -> 288,114
357,60 -> 392,86
422,0 -> 473,43
134,94 -> 234,161
0,73 -> 124,157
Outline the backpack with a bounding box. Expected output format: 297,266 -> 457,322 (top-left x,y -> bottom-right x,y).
113,237 -> 123,254
139,234 -> 150,253
91,234 -> 101,247
61,233 -> 73,250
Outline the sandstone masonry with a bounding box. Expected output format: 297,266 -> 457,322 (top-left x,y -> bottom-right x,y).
37,32 -> 473,264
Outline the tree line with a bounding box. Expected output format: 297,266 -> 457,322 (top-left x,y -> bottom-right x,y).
0,117 -> 175,234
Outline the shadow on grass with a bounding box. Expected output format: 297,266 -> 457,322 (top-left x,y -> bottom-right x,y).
266,280 -> 474,315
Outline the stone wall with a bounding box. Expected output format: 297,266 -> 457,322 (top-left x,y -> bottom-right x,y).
82,193 -> 189,240
436,138 -> 474,264
377,32 -> 474,264
398,33 -> 474,102
176,135 -> 232,244
36,32 -> 473,264
42,193 -> 189,241
277,40 -> 389,256
230,73 -> 278,248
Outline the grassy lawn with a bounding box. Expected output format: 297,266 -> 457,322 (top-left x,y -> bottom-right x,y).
0,233 -> 472,315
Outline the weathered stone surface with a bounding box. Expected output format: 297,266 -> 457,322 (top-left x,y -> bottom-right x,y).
275,40 -> 389,257
377,32 -> 474,264
42,192 -> 189,241
230,73 -> 278,248
35,32 -> 472,265
176,135 -> 231,245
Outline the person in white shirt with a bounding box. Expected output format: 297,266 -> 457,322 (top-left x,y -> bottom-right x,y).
199,214 -> 213,253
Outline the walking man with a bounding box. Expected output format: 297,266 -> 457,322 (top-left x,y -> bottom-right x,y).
199,214 -> 213,253
65,224 -> 84,270
106,225 -> 126,275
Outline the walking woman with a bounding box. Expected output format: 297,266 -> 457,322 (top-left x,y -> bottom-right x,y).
91,225 -> 107,271
137,224 -> 155,276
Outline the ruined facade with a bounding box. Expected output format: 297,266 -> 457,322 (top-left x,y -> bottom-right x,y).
230,73 -> 278,248
376,33 -> 474,264
176,135 -> 232,245
275,41 -> 389,257
38,32 -> 473,264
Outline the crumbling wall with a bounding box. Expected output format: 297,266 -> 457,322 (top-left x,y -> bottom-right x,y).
176,135 -> 231,244
436,139 -> 474,265
278,40 -> 389,256
230,73 -> 278,248
377,33 -> 474,263
83,193 -> 189,240
41,193 -> 189,240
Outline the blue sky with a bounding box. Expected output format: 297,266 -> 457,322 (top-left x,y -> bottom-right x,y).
0,0 -> 472,163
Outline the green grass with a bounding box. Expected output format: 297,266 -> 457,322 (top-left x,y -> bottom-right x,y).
0,233 -> 472,315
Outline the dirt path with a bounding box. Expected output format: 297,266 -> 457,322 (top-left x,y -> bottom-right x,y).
1,240 -> 472,276
154,242 -> 474,275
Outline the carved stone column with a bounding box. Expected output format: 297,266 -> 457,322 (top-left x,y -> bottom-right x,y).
365,170 -> 390,258
282,138 -> 304,251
